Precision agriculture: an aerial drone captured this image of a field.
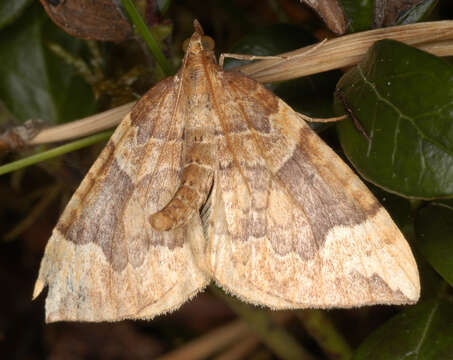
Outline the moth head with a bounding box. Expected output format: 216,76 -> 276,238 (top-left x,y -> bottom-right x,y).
182,20 -> 216,59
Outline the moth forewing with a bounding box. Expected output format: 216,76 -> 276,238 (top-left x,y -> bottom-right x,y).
34,20 -> 420,322
33,55 -> 211,323
201,70 -> 419,308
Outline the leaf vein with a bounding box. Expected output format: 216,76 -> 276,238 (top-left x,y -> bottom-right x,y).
357,65 -> 453,158
413,301 -> 440,359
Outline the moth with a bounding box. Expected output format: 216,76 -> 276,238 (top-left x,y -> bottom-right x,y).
33,21 -> 420,322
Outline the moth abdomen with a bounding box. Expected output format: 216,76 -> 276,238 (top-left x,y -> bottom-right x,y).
150,142 -> 214,231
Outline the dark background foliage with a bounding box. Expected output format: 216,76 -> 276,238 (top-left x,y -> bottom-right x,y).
0,0 -> 452,359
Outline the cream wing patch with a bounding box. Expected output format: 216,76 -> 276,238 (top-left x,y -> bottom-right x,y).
35,221 -> 208,321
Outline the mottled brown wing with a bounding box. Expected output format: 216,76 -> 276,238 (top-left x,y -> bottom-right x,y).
33,76 -> 209,322
206,71 -> 420,308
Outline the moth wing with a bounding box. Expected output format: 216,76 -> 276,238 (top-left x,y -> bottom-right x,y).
34,77 -> 209,322
206,71 -> 420,308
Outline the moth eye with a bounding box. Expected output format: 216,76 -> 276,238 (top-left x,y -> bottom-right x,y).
46,0 -> 62,5
182,38 -> 190,53
201,36 -> 215,51
182,35 -> 215,53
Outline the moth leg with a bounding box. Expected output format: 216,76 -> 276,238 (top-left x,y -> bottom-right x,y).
297,112 -> 347,123
219,39 -> 328,67
150,140 -> 214,231
219,53 -> 288,67
335,89 -> 371,141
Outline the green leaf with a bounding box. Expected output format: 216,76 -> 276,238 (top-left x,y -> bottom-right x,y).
415,201 -> 453,286
0,0 -> 32,29
0,3 -> 95,124
395,0 -> 438,25
157,0 -> 172,15
353,297 -> 453,360
335,40 -> 453,199
340,0 -> 374,32
368,184 -> 411,229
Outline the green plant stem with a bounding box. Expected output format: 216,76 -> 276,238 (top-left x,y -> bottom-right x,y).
121,0 -> 173,76
296,310 -> 352,360
0,130 -> 113,176
211,286 -> 315,360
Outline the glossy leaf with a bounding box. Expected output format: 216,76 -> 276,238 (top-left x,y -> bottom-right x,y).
395,0 -> 438,25
368,184 -> 411,229
0,0 -> 32,29
374,0 -> 437,27
335,40 -> 453,198
353,297 -> 453,360
0,3 -> 95,124
415,201 -> 453,286
340,0 -> 373,32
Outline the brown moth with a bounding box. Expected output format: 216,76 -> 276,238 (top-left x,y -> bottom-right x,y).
33,21 -> 420,322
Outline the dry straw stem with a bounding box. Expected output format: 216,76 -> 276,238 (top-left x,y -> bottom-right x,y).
156,313 -> 291,360
28,21 -> 453,145
29,102 -> 134,145
239,20 -> 453,83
